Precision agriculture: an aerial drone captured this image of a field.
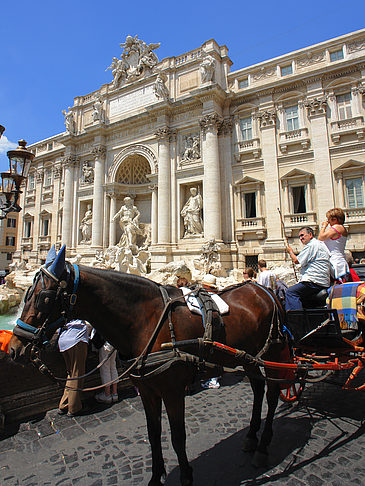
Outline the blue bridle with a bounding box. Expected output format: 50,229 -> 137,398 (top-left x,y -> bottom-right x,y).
14,263 -> 80,344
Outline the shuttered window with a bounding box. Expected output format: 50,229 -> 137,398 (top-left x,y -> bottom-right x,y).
345,178 -> 364,208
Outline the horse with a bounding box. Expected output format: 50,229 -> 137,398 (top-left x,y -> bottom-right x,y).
9,245 -> 290,486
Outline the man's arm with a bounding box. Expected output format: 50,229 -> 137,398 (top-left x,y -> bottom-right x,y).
286,245 -> 299,264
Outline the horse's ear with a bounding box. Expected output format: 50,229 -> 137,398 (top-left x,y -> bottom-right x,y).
49,245 -> 66,279
45,245 -> 57,267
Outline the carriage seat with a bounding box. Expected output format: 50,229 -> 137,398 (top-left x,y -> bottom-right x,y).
302,288 -> 328,309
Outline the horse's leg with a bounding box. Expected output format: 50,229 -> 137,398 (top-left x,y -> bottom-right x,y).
163,385 -> 193,486
138,384 -> 166,486
242,373 -> 265,452
252,380 -> 280,468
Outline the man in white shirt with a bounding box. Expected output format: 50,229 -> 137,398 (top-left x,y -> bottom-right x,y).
285,226 -> 331,311
257,260 -> 276,290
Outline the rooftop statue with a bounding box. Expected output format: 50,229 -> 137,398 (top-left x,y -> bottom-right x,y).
62,107 -> 76,135
106,35 -> 160,88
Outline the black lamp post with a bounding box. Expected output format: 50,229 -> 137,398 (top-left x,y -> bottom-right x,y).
0,138 -> 34,219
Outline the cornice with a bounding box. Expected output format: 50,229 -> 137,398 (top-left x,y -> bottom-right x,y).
329,141 -> 365,155
277,150 -> 315,164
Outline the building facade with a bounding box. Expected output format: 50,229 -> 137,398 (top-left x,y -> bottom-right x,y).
0,212 -> 19,276
14,30 -> 365,272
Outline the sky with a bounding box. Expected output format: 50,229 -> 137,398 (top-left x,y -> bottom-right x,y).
1,0 -> 364,172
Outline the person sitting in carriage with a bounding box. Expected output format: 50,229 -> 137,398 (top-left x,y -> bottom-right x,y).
285,226 -> 331,311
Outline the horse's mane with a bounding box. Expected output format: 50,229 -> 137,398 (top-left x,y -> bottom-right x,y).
76,263 -> 161,288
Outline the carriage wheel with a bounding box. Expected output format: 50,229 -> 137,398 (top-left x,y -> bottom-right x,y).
305,370 -> 335,383
279,381 -> 304,403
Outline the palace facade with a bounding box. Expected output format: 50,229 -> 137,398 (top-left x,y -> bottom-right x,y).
14,29 -> 365,272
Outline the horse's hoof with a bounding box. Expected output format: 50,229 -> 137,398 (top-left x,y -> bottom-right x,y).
252,450 -> 268,468
242,436 -> 258,452
148,472 -> 166,486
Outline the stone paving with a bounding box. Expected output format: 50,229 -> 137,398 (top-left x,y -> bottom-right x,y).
0,370 -> 364,486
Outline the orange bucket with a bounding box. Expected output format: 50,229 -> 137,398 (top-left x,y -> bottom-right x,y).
0,330 -> 13,353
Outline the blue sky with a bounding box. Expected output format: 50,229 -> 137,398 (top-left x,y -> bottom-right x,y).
1,0 -> 364,172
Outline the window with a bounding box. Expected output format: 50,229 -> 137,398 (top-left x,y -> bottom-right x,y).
345,177 -> 364,208
28,174 -> 35,191
336,93 -> 352,120
285,105 -> 299,131
240,117 -> 252,141
24,221 -> 32,238
292,186 -> 306,213
245,255 -> 258,273
41,218 -> 50,236
6,253 -> 12,261
44,168 -> 52,187
239,78 -> 249,89
5,236 -> 15,246
7,218 -> 16,228
244,192 -> 256,218
330,49 -> 344,62
281,64 -> 293,76
47,142 -> 53,151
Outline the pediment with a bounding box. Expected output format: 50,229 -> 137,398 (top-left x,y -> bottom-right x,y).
235,175 -> 263,185
334,159 -> 365,172
23,212 -> 34,219
281,168 -> 313,180
40,209 -> 51,216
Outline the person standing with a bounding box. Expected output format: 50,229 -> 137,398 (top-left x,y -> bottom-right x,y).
257,260 -> 276,290
58,319 -> 91,417
95,341 -> 119,404
243,267 -> 256,281
318,208 -> 350,283
286,227 -> 331,311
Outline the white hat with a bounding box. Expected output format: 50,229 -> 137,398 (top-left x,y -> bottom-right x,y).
201,274 -> 217,289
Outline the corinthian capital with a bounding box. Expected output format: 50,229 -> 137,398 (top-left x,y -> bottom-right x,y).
199,113 -> 223,133
256,110 -> 276,129
62,155 -> 80,167
92,145 -> 107,158
154,127 -> 175,141
304,97 -> 327,117
219,117 -> 233,135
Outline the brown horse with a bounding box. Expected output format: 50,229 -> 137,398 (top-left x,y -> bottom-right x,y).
9,245 -> 289,486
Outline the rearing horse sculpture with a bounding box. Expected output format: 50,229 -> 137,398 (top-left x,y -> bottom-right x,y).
9,245 -> 289,486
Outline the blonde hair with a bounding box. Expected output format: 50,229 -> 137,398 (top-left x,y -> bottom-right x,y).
326,208 -> 345,225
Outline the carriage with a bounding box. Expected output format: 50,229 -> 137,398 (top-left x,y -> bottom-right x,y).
7,245 -> 365,486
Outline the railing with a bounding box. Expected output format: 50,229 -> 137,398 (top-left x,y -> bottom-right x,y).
330,116 -> 365,143
175,49 -> 202,66
236,138 -> 261,159
284,212 -> 317,226
236,216 -> 266,239
279,127 -> 310,152
345,207 -> 365,222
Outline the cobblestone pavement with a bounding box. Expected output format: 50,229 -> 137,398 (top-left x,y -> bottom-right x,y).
0,371 -> 364,486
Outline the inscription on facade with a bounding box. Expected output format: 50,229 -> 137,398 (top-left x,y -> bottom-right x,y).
109,85 -> 155,117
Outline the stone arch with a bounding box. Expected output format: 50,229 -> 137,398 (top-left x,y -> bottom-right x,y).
108,144 -> 157,183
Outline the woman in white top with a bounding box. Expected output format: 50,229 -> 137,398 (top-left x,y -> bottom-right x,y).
318,207 -> 350,283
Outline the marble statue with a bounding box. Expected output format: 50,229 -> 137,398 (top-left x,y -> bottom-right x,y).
182,135 -> 200,161
200,53 -> 215,83
181,187 -> 203,236
79,204 -> 92,244
92,96 -> 105,123
62,107 -> 76,134
82,162 -> 94,184
112,196 -> 142,249
106,35 -> 160,88
153,73 -> 169,100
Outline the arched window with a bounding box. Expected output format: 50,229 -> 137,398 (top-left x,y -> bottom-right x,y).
116,155 -> 150,185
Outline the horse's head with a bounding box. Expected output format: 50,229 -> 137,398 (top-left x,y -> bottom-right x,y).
9,245 -> 78,362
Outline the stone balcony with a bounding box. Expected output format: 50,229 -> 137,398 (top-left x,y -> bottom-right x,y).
236,216 -> 266,240
38,235 -> 51,250
283,212 -> 317,237
330,116 -> 365,144
21,237 -> 33,251
344,207 -> 365,224
234,138 -> 261,161
278,127 -> 310,153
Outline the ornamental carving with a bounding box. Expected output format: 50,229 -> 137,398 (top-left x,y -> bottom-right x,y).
347,38 -> 365,53
108,144 -> 157,179
219,117 -> 233,135
199,113 -> 223,132
181,134 -> 200,162
252,66 -> 276,81
106,35 -> 160,88
36,169 -> 43,183
304,97 -> 327,117
154,127 -> 175,141
54,164 -> 62,179
256,110 -> 276,128
92,145 -> 107,158
62,155 -> 80,167
296,51 -> 324,68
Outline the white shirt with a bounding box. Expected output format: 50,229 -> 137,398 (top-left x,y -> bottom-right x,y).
258,269 -> 276,290
58,319 -> 90,352
297,238 -> 331,288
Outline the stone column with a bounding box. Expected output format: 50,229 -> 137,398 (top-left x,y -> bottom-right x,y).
155,127 -> 173,244
304,97 -> 334,216
61,155 -> 78,248
108,192 -> 117,247
51,163 -> 62,246
352,86 -> 362,116
91,145 -> 106,248
257,109 -> 283,243
170,132 -> 178,244
150,185 -> 158,244
219,117 -> 234,242
200,113 -> 223,240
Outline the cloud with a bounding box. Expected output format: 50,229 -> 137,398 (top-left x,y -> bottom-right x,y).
0,136 -> 17,155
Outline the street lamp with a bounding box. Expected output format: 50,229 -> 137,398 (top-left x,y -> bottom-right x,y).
0,139 -> 34,219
